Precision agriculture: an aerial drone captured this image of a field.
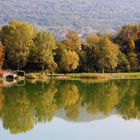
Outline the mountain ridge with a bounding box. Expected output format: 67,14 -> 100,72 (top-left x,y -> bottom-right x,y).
0,0 -> 140,37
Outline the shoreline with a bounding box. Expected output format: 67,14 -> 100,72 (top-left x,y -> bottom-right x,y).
25,72 -> 140,80
1,72 -> 140,88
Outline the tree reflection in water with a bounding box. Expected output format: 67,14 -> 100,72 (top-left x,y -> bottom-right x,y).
0,79 -> 140,134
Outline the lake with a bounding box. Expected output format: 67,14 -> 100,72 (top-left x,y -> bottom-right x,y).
0,79 -> 140,140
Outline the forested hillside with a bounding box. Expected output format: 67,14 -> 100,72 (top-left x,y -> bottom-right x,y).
0,0 -> 140,37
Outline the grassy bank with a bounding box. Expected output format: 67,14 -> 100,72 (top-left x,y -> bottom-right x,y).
68,73 -> 140,79
25,72 -> 140,80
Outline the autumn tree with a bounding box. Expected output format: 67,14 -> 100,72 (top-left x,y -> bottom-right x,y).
65,103 -> 80,121
56,83 -> 79,108
86,34 -> 100,47
114,24 -> 140,49
63,30 -> 81,52
0,21 -> 35,69
114,24 -> 140,71
127,52 -> 138,71
59,50 -> 79,73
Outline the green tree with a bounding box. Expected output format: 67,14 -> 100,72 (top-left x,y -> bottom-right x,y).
93,37 -> 119,72
34,83 -> 58,122
83,81 -> 119,115
78,35 -> 100,72
2,89 -> 34,134
0,21 -> 35,69
117,51 -> 131,72
30,31 -> 57,72
99,83 -> 119,114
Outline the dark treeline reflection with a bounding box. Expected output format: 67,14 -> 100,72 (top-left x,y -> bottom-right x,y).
0,79 -> 140,134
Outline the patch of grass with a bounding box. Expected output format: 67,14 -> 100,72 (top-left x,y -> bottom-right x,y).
25,73 -> 48,80
67,73 -> 109,79
25,72 -> 140,80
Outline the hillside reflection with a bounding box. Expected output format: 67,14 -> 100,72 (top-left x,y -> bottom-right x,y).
0,79 -> 140,134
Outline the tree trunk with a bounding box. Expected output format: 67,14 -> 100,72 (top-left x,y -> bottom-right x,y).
102,68 -> 104,73
17,62 -> 20,71
42,64 -> 44,75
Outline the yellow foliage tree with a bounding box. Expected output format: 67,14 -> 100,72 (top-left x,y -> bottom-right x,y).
60,50 -> 79,73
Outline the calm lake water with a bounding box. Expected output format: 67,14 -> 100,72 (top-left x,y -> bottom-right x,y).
0,79 -> 140,140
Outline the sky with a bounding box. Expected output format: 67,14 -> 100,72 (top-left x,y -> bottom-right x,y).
1,116 -> 140,140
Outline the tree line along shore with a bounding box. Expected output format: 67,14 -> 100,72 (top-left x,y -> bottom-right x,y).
0,20 -> 140,78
